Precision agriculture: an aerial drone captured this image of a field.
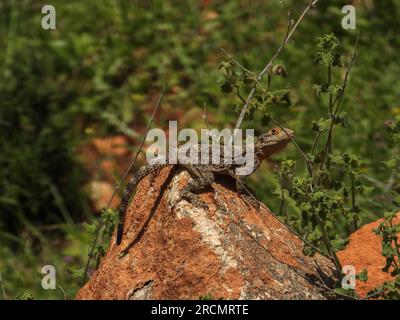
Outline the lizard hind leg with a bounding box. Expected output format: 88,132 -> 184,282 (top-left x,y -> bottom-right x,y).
179,165 -> 214,210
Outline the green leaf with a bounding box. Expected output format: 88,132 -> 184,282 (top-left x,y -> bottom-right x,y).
356,269 -> 368,282
220,81 -> 233,93
67,267 -> 85,280
312,84 -> 323,96
271,64 -> 288,77
312,118 -> 331,133
14,290 -> 34,300
314,33 -> 343,68
331,235 -> 349,252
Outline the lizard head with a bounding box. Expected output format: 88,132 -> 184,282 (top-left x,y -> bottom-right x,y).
256,127 -> 294,159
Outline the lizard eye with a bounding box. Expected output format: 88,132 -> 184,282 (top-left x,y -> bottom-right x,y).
271,128 -> 280,135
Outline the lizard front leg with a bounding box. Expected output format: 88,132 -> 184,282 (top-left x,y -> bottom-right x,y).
235,154 -> 260,195
235,156 -> 261,210
179,164 -> 214,210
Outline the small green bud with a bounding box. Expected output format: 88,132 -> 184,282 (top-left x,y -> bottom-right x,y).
272,64 -> 288,77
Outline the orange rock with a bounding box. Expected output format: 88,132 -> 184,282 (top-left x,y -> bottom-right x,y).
204,11 -> 219,21
85,181 -> 120,211
337,213 -> 400,298
77,167 -> 336,300
91,135 -> 130,157
79,135 -> 133,209
79,135 -> 132,180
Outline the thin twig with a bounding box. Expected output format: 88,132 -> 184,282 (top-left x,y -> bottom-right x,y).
360,174 -> 386,190
58,285 -> 67,300
316,278 -> 388,300
233,1 -> 318,133
384,170 -> 396,193
350,174 -> 358,231
311,131 -> 322,154
313,200 -> 343,273
220,48 -> 255,75
314,278 -> 358,300
267,120 -> 342,272
203,102 -> 209,130
235,86 -> 247,104
270,117 -> 313,177
361,288 -> 387,300
48,179 -> 73,225
106,84 -> 168,208
227,173 -> 325,256
3,0 -> 17,78
212,182 -> 325,270
0,271 -> 7,300
81,84 -> 168,285
279,186 -> 286,216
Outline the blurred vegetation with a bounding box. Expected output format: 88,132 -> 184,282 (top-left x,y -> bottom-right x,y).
0,0 -> 399,299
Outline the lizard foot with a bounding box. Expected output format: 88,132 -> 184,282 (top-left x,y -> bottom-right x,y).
180,191 -> 209,210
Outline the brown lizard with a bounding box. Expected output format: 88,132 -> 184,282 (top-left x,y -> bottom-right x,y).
116,126 -> 294,245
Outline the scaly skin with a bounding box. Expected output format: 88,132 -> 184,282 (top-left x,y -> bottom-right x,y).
116,127 -> 294,245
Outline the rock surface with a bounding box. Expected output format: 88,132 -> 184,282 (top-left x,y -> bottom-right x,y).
337,213 -> 400,298
77,166 -> 337,300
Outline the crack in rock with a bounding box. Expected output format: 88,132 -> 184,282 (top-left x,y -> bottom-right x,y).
127,280 -> 153,300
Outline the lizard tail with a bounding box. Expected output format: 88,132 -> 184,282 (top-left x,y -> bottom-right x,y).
116,163 -> 168,245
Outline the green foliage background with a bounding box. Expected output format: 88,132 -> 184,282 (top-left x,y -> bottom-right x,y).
0,0 -> 399,299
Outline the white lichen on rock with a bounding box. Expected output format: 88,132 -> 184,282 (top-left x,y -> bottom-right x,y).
167,171 -> 238,273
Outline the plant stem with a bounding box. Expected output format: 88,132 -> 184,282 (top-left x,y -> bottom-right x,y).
326,65 -> 333,169
270,117 -> 313,177
319,33 -> 359,171
58,285 -> 67,300
311,131 -> 322,155
279,187 -> 285,216
389,220 -> 400,274
3,0 -> 17,78
220,48 -> 255,75
106,84 -> 168,208
314,204 -> 342,274
350,174 -> 358,231
0,271 -> 7,300
203,102 -> 209,130
233,1 -> 318,133
267,73 -> 272,90
232,174 -> 325,256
